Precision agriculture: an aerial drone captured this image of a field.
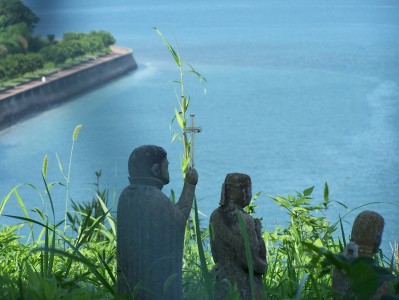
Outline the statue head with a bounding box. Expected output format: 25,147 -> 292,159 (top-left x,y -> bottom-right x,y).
128,145 -> 170,184
350,210 -> 384,256
219,173 -> 252,209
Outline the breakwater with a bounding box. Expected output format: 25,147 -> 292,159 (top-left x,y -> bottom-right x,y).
0,46 -> 137,129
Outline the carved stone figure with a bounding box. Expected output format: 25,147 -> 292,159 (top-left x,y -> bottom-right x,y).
117,145 -> 198,299
210,173 -> 267,300
332,210 -> 390,299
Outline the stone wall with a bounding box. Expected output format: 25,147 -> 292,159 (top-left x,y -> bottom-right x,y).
0,48 -> 137,128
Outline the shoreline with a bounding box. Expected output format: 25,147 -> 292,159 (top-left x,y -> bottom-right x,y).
0,46 -> 137,130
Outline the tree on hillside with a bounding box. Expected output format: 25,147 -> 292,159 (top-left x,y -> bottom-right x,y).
90,30 -> 115,48
0,0 -> 39,56
0,0 -> 39,32
0,22 -> 30,56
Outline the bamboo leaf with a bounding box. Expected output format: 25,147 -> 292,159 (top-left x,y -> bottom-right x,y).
175,108 -> 184,129
154,27 -> 181,67
181,157 -> 190,174
169,189 -> 176,204
323,182 -> 329,206
313,238 -> 323,248
171,133 -> 182,143
303,186 -> 314,197
187,63 -> 207,94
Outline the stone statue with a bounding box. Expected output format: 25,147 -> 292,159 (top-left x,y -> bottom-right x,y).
332,210 -> 390,299
210,173 -> 267,300
117,145 -> 198,299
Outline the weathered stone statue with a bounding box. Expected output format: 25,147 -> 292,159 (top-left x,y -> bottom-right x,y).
117,145 -> 198,299
332,210 -> 390,299
210,173 -> 267,300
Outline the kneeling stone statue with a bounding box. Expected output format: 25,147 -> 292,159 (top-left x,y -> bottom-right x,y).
332,210 -> 390,300
210,173 -> 267,300
117,145 -> 198,299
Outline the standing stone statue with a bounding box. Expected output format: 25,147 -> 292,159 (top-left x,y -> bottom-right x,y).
332,210 -> 390,299
117,145 -> 198,299
210,173 -> 267,300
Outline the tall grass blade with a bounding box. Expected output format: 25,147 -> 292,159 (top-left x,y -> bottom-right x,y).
44,221 -> 49,277
13,189 -> 34,241
338,215 -> 347,247
56,153 -> 67,180
0,185 -> 21,214
64,125 -> 82,232
193,197 -> 213,299
97,251 -> 116,284
3,214 -> 51,229
295,273 -> 309,300
236,210 -> 256,300
32,247 -> 115,295
42,173 -> 55,222
97,194 -> 116,236
65,210 -> 110,278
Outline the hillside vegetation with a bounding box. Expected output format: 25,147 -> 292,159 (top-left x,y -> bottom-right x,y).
0,0 -> 115,85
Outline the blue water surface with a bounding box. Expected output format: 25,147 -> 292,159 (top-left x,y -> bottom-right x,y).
1,0 -> 398,254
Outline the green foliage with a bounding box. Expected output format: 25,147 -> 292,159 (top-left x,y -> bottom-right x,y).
1,146 -> 398,299
39,31 -> 115,66
244,191 -> 262,216
0,0 -> 115,83
0,0 -> 38,58
265,185 -> 339,299
0,170 -> 117,298
0,22 -> 30,56
304,243 -> 398,299
0,0 -> 39,31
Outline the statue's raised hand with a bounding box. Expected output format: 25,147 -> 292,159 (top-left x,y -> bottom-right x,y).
185,167 -> 198,185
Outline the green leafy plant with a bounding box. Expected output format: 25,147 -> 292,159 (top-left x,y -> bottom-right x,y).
154,27 -> 206,175
155,28 -> 214,299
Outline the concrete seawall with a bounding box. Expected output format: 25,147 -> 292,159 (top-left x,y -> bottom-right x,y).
0,46 -> 137,129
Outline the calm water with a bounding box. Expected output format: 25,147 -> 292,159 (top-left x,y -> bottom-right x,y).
1,0 -> 398,254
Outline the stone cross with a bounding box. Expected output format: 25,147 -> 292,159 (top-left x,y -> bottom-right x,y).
183,114 -> 201,168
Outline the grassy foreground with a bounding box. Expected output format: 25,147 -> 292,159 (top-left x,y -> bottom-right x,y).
0,151 -> 398,299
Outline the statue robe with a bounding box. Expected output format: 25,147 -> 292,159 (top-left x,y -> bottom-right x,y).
117,177 -> 194,299
210,206 -> 267,300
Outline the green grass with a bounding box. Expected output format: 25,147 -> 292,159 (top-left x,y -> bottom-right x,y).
1,162 -> 398,299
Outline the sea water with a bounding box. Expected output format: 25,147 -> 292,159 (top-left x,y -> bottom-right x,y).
1,0 -> 398,254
